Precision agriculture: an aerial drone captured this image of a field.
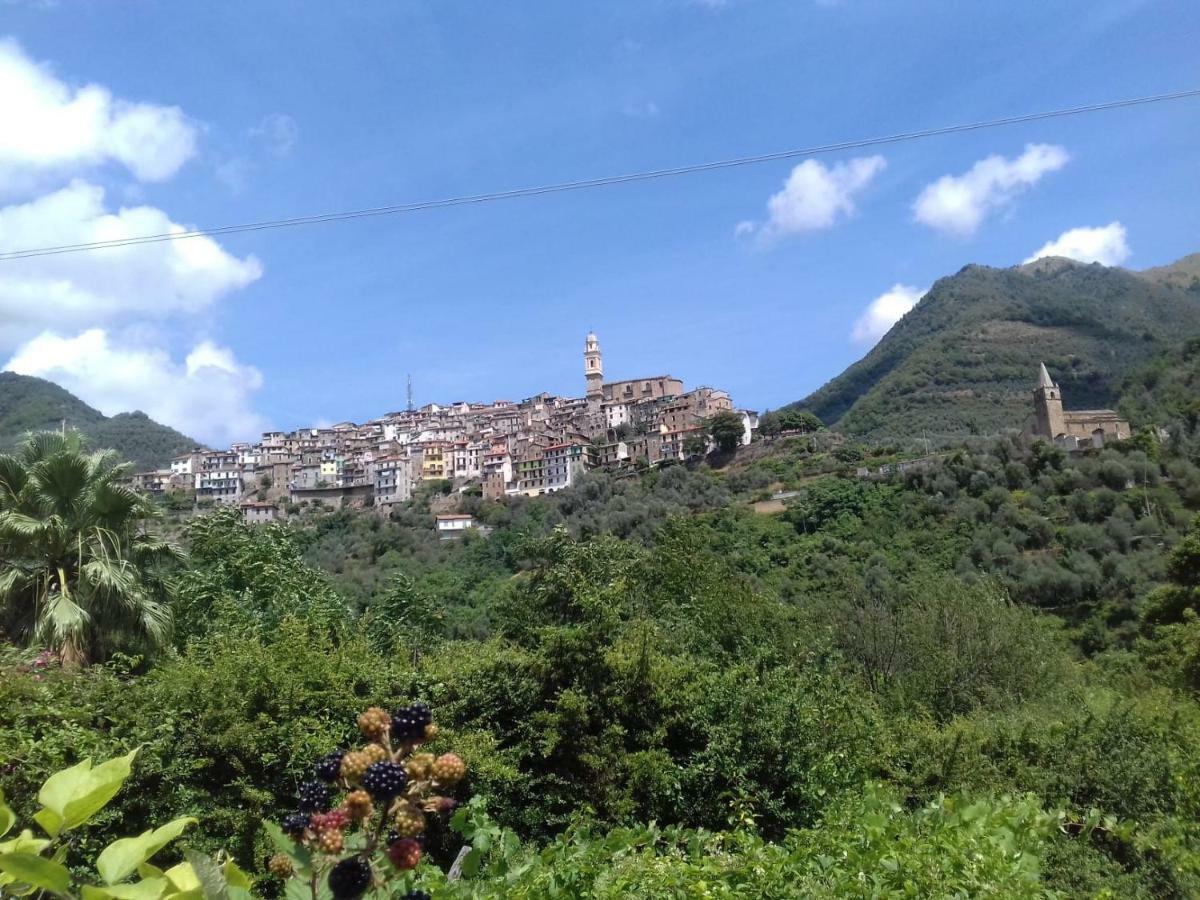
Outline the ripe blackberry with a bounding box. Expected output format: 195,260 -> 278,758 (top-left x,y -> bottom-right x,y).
281,812 -> 310,835
315,749 -> 346,782
409,701 -> 432,728
386,837 -> 422,871
362,761 -> 407,801
328,856 -> 372,900
390,702 -> 430,742
431,753 -> 467,785
297,780 -> 331,812
386,828 -> 401,846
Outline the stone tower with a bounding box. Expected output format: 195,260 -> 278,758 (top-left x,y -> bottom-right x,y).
1033,362 -> 1065,439
584,332 -> 603,401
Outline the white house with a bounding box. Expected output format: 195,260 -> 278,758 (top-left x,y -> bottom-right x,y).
435,513 -> 476,539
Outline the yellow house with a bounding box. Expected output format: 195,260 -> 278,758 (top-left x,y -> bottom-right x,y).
421,443 -> 448,480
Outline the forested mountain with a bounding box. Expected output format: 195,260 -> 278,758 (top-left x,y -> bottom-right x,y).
1120,334 -> 1200,428
789,254 -> 1200,439
0,371 -> 200,468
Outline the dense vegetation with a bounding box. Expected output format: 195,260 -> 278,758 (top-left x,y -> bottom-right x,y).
7,303 -> 1200,894
0,372 -> 199,469
784,254 -> 1200,439
3,412 -> 1200,895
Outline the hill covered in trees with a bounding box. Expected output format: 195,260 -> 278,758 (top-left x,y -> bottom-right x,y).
0,371 -> 199,468
5,420 -> 1200,894
786,254 -> 1200,440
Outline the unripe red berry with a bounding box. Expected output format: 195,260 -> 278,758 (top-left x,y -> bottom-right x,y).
432,752 -> 466,785
386,837 -> 422,871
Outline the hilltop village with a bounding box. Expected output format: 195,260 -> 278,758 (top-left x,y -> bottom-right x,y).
131,333 -> 757,520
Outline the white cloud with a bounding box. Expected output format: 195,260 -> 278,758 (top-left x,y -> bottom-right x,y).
0,180 -> 261,343
912,143 -> 1069,237
851,283 -> 925,344
1023,221 -> 1130,267
249,112 -> 298,157
742,155 -> 886,240
0,38 -> 197,192
5,329 -> 268,445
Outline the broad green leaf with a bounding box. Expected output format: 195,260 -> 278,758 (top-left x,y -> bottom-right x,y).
263,821 -> 312,875
37,749 -> 139,834
0,829 -> 51,856
184,850 -> 228,900
221,860 -> 252,891
0,851 -> 71,895
0,789 -> 14,838
33,807 -> 63,838
82,878 -> 170,900
98,817 -> 197,885
163,862 -> 200,894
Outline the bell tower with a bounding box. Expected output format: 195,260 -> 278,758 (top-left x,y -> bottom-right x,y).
584,332 -> 603,401
1034,362 -> 1065,438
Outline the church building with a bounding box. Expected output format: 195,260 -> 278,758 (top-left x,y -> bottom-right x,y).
1026,363 -> 1131,450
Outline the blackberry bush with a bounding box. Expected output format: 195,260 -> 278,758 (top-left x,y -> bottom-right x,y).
269,701 -> 469,899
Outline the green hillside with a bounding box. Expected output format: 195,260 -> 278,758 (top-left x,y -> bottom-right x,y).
1120,334 -> 1200,429
0,371 -> 201,468
790,254 -> 1200,439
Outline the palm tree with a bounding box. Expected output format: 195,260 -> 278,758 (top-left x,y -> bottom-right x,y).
0,431 -> 180,665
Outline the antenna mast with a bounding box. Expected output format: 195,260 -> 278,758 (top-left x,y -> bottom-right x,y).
406,374 -> 414,413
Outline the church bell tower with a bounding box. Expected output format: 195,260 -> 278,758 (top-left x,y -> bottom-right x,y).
1034,362 -> 1065,439
584,332 -> 603,401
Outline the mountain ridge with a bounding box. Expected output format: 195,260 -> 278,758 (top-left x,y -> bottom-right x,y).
787,253 -> 1200,439
0,372 -> 201,469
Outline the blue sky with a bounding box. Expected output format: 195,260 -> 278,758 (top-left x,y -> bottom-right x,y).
0,0 -> 1197,444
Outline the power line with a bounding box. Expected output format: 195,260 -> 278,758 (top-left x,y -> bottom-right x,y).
2,87 -> 1198,262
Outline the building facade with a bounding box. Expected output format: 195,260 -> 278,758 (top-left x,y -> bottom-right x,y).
1028,363 -> 1132,449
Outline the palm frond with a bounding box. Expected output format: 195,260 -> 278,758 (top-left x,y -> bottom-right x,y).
36,588 -> 90,645
21,430 -> 85,465
90,480 -> 149,528
0,454 -> 29,506
30,452 -> 92,518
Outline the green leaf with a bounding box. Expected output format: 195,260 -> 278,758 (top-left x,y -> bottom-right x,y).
0,852 -> 72,895
82,878 -> 170,900
184,850 -> 229,900
98,817 -> 197,885
459,847 -> 482,879
0,830 -> 51,856
33,808 -> 63,838
221,860 -> 252,891
162,862 -> 200,894
37,748 -> 139,835
263,821 -> 312,875
0,789 -> 14,838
